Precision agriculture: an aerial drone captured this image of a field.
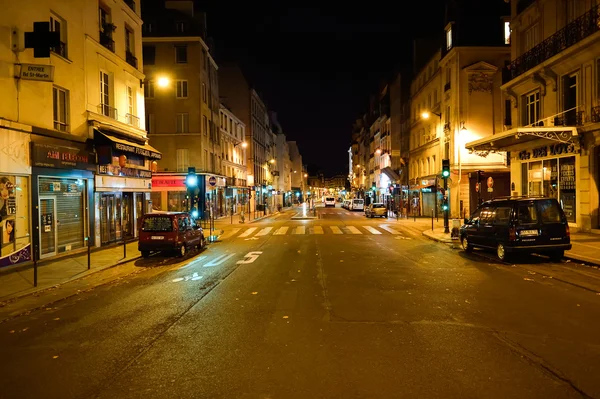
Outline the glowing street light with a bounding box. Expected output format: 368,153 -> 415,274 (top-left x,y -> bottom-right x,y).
421,111 -> 430,119
157,76 -> 170,88
375,148 -> 382,155
269,159 -> 275,164
241,141 -> 248,148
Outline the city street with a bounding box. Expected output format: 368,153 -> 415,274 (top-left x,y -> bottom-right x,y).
1,205 -> 599,398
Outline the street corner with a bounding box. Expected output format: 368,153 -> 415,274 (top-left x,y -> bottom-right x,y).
422,228 -> 456,245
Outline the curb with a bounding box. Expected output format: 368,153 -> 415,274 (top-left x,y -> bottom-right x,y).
421,230 -> 455,244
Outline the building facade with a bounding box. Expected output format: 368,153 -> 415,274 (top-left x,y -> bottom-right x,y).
219,104 -> 248,215
467,0 -> 600,232
287,141 -> 306,203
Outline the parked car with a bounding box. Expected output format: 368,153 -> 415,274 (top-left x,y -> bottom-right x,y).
365,203 -> 387,218
351,198 -> 364,211
342,200 -> 350,209
324,196 -> 336,207
460,197 -> 571,262
138,212 -> 205,258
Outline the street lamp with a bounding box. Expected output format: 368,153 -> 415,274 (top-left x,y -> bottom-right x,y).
269,159 -> 275,164
375,148 -> 381,155
157,76 -> 170,88
234,141 -> 247,148
421,111 -> 441,120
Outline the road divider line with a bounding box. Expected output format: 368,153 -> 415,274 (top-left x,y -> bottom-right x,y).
239,227 -> 257,238
274,226 -> 289,235
256,227 -> 272,236
363,226 -> 382,235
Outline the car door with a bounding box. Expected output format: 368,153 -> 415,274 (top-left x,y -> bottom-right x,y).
490,205 -> 513,247
463,207 -> 482,245
479,206 -> 497,247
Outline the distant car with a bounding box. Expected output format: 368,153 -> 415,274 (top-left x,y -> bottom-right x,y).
460,197 -> 571,262
138,212 -> 205,258
324,197 -> 336,207
351,199 -> 364,211
365,203 -> 387,218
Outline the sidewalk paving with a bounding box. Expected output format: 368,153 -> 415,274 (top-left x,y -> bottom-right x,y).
0,240 -> 141,304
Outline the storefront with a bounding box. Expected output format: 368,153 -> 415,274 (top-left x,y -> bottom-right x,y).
30,135 -> 96,260
94,129 -> 160,246
466,126 -> 581,227
0,124 -> 31,268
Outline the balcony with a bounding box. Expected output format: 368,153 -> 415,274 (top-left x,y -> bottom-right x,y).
554,111 -> 584,127
510,5 -> 600,79
516,0 -> 535,15
124,0 -> 135,12
226,177 -> 247,187
51,41 -> 67,58
98,104 -> 118,120
444,82 -> 451,92
126,113 -> 140,128
126,50 -> 138,68
592,106 -> 600,123
99,31 -> 115,52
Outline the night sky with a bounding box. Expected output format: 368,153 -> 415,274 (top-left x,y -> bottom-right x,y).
206,2 -> 447,176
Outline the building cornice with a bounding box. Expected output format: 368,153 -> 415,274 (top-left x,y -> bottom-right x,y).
142,36 -> 209,50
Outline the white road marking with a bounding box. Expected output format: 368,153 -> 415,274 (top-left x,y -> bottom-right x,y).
236,251 -> 263,264
172,272 -> 204,283
294,226 -> 306,235
274,226 -> 289,235
179,255 -> 207,269
346,226 -> 362,234
330,226 -> 343,234
256,227 -> 272,236
363,226 -> 382,234
239,227 -> 257,237
379,225 -> 401,235
220,228 -> 241,239
203,253 -> 236,267
313,226 -> 324,234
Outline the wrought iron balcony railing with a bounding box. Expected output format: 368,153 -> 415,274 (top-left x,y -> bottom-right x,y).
510,5 -> 600,79
98,104 -> 118,120
126,113 -> 140,127
126,50 -> 137,68
553,111 -> 583,127
592,106 -> 600,123
99,31 -> 115,52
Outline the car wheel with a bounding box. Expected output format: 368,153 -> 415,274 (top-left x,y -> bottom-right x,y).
461,236 -> 473,253
141,250 -> 150,258
497,243 -> 510,262
549,250 -> 564,262
179,244 -> 186,258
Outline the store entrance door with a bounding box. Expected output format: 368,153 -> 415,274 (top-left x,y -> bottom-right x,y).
122,193 -> 134,239
100,193 -> 117,244
39,196 -> 57,259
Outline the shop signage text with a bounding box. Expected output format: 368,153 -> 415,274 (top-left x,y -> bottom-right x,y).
32,141 -> 96,170
518,143 -> 576,160
19,63 -> 54,82
152,177 -> 186,188
114,143 -> 162,160
98,164 -> 152,179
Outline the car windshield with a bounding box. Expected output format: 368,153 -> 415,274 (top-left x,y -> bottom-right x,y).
353,200 -> 363,204
517,203 -> 538,224
537,199 -> 563,223
326,197 -> 335,201
372,204 -> 385,208
142,216 -> 173,232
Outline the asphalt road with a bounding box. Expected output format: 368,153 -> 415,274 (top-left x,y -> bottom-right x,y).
1,205 -> 600,398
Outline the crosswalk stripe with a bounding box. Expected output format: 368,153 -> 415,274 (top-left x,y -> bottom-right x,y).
313,226 -> 324,234
274,226 -> 288,235
346,226 -> 362,234
239,227 -> 257,237
256,227 -> 272,236
363,226 -> 381,234
330,226 -> 343,234
220,228 -> 241,239
294,226 -> 306,234
379,225 -> 401,235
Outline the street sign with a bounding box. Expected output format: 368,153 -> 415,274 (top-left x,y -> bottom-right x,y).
487,176 -> 494,188
19,63 -> 54,82
208,176 -> 217,187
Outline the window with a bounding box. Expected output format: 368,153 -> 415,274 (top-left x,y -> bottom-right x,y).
175,45 -> 187,63
176,80 -> 188,98
538,200 -> 562,223
175,21 -> 185,33
504,21 -> 511,45
99,6 -> 114,51
176,149 -> 189,172
202,83 -> 207,103
143,45 -> 155,65
563,73 -> 578,125
145,80 -> 155,99
146,113 -> 155,134
176,113 -> 189,133
446,26 -> 452,50
53,86 -> 69,131
99,71 -> 110,116
125,26 -> 134,54
204,150 -> 209,170
523,90 -> 540,125
504,100 -> 512,126
203,115 -> 208,135
142,216 -> 173,232
493,207 -> 512,226
566,0 -> 581,24
126,86 -> 135,124
50,13 -> 67,58
522,23 -> 539,53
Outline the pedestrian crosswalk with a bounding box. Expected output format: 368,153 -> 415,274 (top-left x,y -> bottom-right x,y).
219,224 -> 416,239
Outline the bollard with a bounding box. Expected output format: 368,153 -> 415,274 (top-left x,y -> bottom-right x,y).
86,236 -> 91,270
123,237 -> 127,258
33,244 -> 38,287
432,208 -> 434,231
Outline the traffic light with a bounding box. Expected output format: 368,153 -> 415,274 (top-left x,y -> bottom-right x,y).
442,159 -> 450,178
186,167 -> 198,214
186,167 -> 198,187
442,195 -> 449,211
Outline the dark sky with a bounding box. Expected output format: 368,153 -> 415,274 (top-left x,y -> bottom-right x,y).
206,2 -> 446,176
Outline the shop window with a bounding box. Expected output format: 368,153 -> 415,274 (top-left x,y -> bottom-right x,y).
150,191 -> 162,211
559,156 -> 576,222
0,176 -> 30,267
167,191 -> 188,212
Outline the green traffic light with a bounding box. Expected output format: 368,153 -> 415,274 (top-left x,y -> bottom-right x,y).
442,170 -> 450,178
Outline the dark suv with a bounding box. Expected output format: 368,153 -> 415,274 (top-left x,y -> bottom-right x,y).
460,197 -> 571,262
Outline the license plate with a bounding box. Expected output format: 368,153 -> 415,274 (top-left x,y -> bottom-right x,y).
151,236 -> 164,240
520,230 -> 538,236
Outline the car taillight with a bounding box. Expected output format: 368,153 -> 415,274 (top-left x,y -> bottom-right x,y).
566,224 -> 570,238
509,227 -> 517,241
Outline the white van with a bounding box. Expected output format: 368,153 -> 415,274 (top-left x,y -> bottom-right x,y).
324,197 -> 336,207
351,199 -> 364,211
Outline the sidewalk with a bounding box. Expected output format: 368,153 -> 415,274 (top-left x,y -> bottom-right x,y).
0,240 -> 141,303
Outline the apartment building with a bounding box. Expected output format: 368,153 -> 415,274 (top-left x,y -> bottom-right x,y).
467,0 -> 600,231
219,104 -> 248,215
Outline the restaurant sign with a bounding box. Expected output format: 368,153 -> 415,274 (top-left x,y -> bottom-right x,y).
518,142 -> 576,160
152,176 -> 186,188
31,140 -> 96,171
98,164 -> 152,179
114,142 -> 162,160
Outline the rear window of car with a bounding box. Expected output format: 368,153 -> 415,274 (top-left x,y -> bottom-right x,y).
517,203 -> 538,224
326,197 -> 335,201
537,199 -> 563,223
353,200 -> 363,204
142,216 -> 173,232
373,204 -> 385,208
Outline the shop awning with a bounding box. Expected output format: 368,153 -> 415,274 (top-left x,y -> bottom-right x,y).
465,127 -> 579,155
381,167 -> 401,182
95,130 -> 162,160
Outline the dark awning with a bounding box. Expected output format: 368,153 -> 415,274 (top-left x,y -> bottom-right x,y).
465,127 -> 579,154
381,167 -> 401,182
95,129 -> 162,160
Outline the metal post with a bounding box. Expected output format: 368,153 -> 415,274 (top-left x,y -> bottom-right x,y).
86,236 -> 91,270
33,244 -> 38,287
123,237 -> 127,258
444,177 -> 449,233
432,208 -> 434,231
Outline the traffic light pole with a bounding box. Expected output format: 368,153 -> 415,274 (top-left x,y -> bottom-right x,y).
443,177 -> 449,234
